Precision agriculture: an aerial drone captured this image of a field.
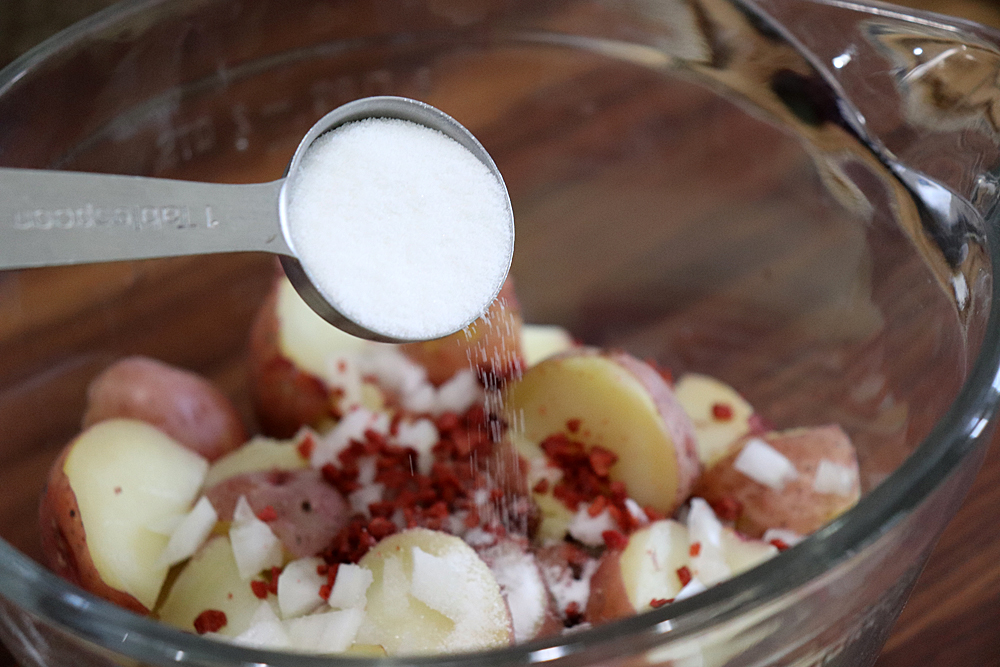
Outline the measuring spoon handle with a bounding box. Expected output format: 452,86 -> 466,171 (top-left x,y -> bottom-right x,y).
0,168 -> 289,271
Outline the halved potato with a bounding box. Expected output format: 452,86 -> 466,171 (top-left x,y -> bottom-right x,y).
693,425 -> 861,538
674,373 -> 755,468
157,535 -> 263,637
355,529 -> 513,654
504,350 -> 700,516
82,356 -> 246,462
39,419 -> 208,612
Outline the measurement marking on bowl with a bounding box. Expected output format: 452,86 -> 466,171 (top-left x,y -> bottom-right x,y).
11,204 -> 219,231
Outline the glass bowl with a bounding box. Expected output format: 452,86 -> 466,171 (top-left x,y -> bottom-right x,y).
1,0 -> 999,665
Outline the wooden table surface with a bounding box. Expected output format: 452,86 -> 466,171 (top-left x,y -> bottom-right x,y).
1,1 -> 1000,666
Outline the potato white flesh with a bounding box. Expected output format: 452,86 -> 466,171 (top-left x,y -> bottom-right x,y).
203,436 -> 309,488
674,374 -> 755,468
276,276 -> 370,378
157,535 -> 263,637
619,520 -> 691,611
721,528 -> 778,574
63,419 -> 208,609
355,529 -> 513,654
505,350 -> 699,515
521,324 -> 575,367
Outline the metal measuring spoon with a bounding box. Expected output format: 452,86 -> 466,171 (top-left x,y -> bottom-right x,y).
0,96 -> 514,344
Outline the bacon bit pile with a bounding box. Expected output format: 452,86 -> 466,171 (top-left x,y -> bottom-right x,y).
540,432 -> 659,535
193,609 -> 227,634
319,406 -> 512,565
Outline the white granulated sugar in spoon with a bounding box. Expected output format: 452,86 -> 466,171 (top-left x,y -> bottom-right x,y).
286,117 -> 512,341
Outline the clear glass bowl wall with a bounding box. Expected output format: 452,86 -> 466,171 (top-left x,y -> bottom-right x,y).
0,0 -> 998,666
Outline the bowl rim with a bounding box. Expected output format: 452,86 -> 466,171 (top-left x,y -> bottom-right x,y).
1,0 -> 999,665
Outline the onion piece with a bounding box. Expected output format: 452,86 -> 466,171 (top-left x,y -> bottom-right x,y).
229,496 -> 284,580
328,564 -> 374,610
277,557 -> 326,619
156,496 -> 218,568
812,459 -> 856,496
732,438 -> 798,490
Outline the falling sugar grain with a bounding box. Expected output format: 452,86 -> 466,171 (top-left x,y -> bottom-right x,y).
285,117 -> 513,341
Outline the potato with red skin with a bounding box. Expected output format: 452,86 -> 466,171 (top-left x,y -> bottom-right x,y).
204,468 -> 351,559
39,445 -> 149,615
505,349 -> 700,517
39,419 -> 209,614
693,425 -> 861,538
248,279 -> 336,438
401,278 -> 525,386
82,356 -> 246,461
476,536 -> 563,642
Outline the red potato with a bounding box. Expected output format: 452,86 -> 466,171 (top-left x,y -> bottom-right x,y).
401,278 -> 525,386
204,468 -> 351,559
504,349 -> 701,516
248,279 -> 336,438
39,419 -> 209,613
476,537 -> 563,642
355,529 -> 514,654
82,356 -> 247,462
693,425 -> 861,538
586,519 -> 690,624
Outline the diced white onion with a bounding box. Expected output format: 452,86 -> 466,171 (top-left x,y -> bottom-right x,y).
277,557 -> 327,619
394,418 -> 439,475
812,459 -> 856,496
674,577 -> 708,601
686,498 -> 723,549
568,507 -> 616,547
348,483 -> 384,518
435,369 -> 483,415
327,563 -> 374,610
156,496 -> 218,567
409,546 -> 465,621
285,608 -> 365,653
624,498 -> 649,527
230,496 -> 284,580
232,601 -> 289,649
733,438 -> 798,491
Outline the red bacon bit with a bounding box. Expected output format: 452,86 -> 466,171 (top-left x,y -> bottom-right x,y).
250,580 -> 269,599
711,402 -> 734,421
297,434 -> 316,459
588,447 -> 618,477
602,530 -> 629,550
532,478 -> 550,494
368,516 -> 397,540
770,538 -> 790,551
676,565 -> 693,587
588,495 -> 608,517
436,412 -> 460,433
193,609 -> 227,634
256,506 -> 278,522
649,598 -> 670,608
689,542 -> 702,557
566,418 -> 582,433
710,496 -> 742,522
